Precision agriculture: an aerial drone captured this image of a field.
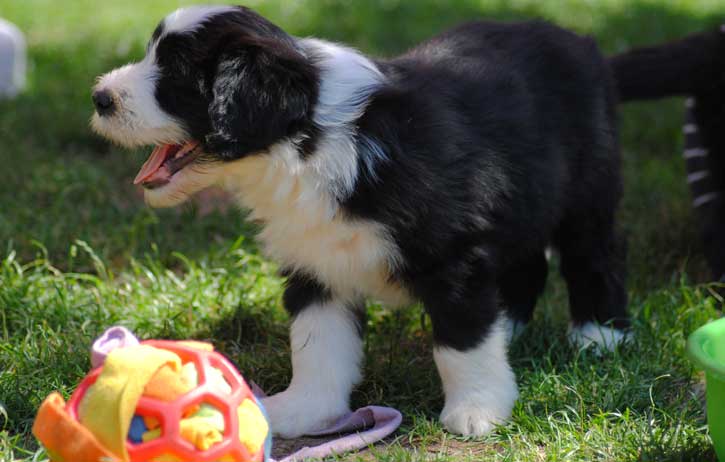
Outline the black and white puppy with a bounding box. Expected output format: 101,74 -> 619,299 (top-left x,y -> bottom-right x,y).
91,5 -> 629,437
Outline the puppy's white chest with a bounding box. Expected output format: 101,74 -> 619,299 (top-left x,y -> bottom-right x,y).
222,153 -> 411,306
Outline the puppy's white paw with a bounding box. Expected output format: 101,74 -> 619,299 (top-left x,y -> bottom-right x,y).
261,387 -> 349,439
434,320 -> 518,437
569,322 -> 628,352
440,397 -> 510,436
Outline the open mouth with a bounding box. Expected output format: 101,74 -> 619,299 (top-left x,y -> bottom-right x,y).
134,141 -> 201,189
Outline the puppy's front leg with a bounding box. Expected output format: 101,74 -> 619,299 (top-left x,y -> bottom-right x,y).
434,317 -> 517,436
262,274 -> 364,438
416,272 -> 518,436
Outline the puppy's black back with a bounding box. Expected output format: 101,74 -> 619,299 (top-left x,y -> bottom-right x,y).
345,20 -> 620,276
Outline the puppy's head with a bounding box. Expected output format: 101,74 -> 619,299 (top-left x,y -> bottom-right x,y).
91,5 -> 318,207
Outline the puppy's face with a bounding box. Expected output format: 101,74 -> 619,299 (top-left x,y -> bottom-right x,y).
91,5 -> 318,207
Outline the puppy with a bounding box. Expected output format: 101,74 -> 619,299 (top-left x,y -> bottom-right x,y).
91,5 -> 629,437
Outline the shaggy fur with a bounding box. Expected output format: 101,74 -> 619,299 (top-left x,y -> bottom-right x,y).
91,6 -> 630,437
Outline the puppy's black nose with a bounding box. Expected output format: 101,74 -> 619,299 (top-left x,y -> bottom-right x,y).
92,89 -> 116,116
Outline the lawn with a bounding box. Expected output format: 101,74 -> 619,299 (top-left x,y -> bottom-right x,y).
1,0 -> 725,460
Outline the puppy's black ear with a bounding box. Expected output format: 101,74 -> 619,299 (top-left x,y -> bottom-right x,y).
206,38 -> 319,159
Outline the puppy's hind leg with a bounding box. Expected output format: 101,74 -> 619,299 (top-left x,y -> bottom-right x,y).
413,263 -> 518,436
555,211 -> 629,351
262,273 -> 365,438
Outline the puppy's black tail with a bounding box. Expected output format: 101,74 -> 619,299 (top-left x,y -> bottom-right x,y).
609,26 -> 725,102
609,26 -> 725,283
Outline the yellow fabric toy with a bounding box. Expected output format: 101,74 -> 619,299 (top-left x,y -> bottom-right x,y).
78,345 -> 182,460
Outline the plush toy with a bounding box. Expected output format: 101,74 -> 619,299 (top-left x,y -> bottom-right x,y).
33,327 -> 271,462
33,327 -> 401,462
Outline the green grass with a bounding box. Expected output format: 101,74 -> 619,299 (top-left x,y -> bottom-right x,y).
1,0 -> 725,460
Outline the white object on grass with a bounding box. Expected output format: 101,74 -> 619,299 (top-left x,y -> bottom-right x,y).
569,322 -> 628,351
0,18 -> 26,98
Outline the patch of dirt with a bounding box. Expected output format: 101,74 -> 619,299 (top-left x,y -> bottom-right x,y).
408,437 -> 503,461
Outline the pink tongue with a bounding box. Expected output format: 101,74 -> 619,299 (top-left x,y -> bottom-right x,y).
134,145 -> 173,185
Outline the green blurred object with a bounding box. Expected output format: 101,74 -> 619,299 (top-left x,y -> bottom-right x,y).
688,317 -> 725,461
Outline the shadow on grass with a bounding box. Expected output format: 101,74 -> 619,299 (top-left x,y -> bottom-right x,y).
202,299 -> 443,412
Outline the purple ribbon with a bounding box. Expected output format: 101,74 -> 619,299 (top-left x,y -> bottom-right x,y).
91,326 -> 402,461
